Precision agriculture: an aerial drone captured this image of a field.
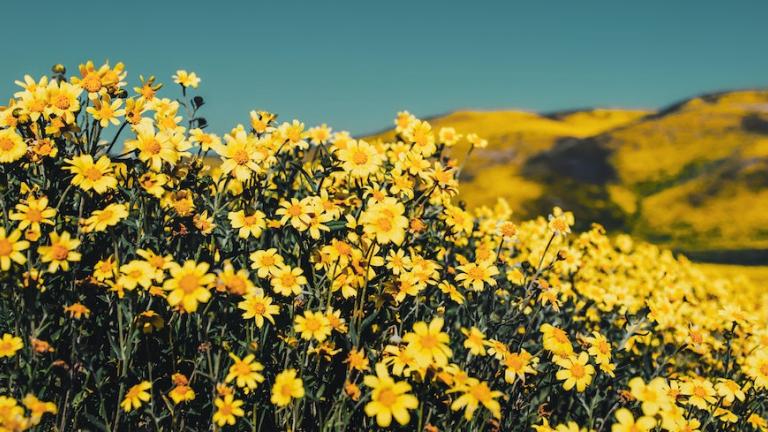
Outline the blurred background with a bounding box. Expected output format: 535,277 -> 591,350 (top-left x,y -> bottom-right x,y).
2,0 -> 767,268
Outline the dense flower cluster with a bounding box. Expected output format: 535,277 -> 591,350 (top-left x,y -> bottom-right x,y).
0,61 -> 766,431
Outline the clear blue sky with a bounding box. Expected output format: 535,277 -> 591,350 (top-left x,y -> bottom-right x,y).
1,0 -> 766,135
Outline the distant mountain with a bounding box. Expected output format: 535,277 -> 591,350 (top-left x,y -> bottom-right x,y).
365,90 -> 768,262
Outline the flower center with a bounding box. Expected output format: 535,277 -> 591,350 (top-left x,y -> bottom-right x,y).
233,149 -> 250,165
467,267 -> 485,281
280,274 -> 296,287
97,210 -> 114,222
419,334 -> 438,349
178,274 -> 200,293
377,387 -> 397,407
280,384 -> 293,397
84,167 -> 103,181
244,215 -> 259,226
82,74 -> 102,93
692,386 -> 706,398
304,317 -> 321,332
51,244 -> 69,261
145,139 -> 161,155
287,205 -> 302,217
0,138 -> 15,151
570,363 -> 585,378
0,239 -> 12,256
29,99 -> 46,113
352,150 -> 368,165
375,217 -> 392,232
235,362 -> 252,376
219,404 -> 233,416
54,95 -> 71,110
252,302 -> 266,314
470,383 -> 491,402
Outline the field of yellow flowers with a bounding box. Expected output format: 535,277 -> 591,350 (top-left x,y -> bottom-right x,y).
0,61 -> 766,431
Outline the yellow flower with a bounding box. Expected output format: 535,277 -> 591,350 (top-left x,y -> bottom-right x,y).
228,210 -> 267,239
611,408 -> 656,432
437,281 -> 465,304
714,407 -> 738,423
382,345 -> 418,377
345,348 -> 370,372
307,123 -> 332,145
449,377 -> 502,420
137,249 -> 172,276
402,317 -> 452,368
276,198 -> 312,230
168,384 -> 195,405
173,70 -> 200,88
277,119 -> 308,149
466,133 -> 488,149
86,96 -> 124,127
747,414 -> 767,430
118,260 -> 155,290
503,349 -> 538,384
64,155 -> 117,194
215,127 -> 261,181
555,352 -> 595,392
337,140 -> 383,178
121,381 -> 151,412
628,377 -> 670,416
225,353 -> 265,391
163,261 -> 215,313
189,128 -> 220,152
746,350 -> 768,390
461,327 -> 487,356
45,80 -> 82,124
249,110 -> 276,133
238,289 -> 279,327
22,394 -> 57,423
10,196 -> 56,232
64,303 -> 91,319
363,363 -> 419,427
82,203 -> 128,233
212,394 -> 244,427
455,261 -> 499,292
38,231 -> 81,273
0,333 -> 23,357
540,324 -> 573,357
270,369 -> 304,407
360,197 -> 409,245
294,310 -> 332,342
93,256 -> 117,281
0,128 -> 27,163
0,228 -> 29,271
138,172 -> 169,198
326,307 -> 348,334
585,331 -> 612,367
249,248 -> 284,278
125,126 -> 184,171
716,378 -> 745,406
680,377 -> 716,409
438,126 -> 462,146
270,265 -> 307,296
547,207 -> 574,236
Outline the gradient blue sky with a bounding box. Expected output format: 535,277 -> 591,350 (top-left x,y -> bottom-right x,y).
1,0 -> 766,134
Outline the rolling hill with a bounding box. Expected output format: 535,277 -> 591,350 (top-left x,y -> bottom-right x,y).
365,90 -> 768,263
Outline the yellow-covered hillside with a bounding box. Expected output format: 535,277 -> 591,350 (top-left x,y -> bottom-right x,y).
367,90 -> 768,257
